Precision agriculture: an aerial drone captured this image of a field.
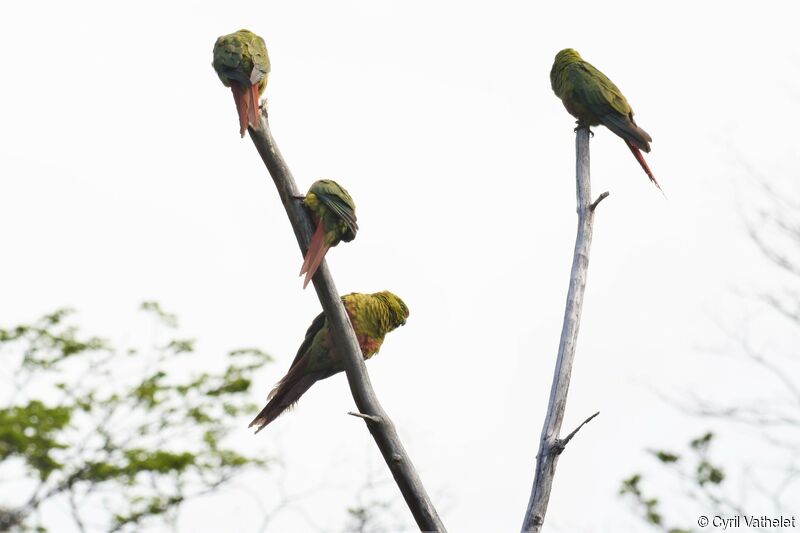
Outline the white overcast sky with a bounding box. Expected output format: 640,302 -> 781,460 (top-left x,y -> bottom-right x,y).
2,1 -> 800,532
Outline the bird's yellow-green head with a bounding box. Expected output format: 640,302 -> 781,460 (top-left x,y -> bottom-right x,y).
373,291 -> 409,330
551,48 -> 584,98
554,48 -> 582,64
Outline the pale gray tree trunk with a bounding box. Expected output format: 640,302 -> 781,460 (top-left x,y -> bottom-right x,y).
521,126 -> 606,532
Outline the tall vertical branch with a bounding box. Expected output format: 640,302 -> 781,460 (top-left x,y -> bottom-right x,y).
246,105 -> 446,533
521,126 -> 607,532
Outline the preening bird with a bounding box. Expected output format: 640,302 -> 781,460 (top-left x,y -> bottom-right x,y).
213,29 -> 270,137
550,48 -> 661,190
249,291 -> 409,433
300,179 -> 358,289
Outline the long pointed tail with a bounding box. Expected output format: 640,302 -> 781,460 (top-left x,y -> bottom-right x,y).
300,223 -> 328,289
230,84 -> 249,138
248,374 -> 319,433
230,83 -> 261,137
625,140 -> 664,194
302,242 -> 331,289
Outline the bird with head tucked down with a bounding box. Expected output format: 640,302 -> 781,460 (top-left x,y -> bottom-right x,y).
213,29 -> 270,137
299,179 -> 358,289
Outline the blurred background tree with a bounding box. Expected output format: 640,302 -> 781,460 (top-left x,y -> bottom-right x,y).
620,433 -> 725,533
0,302 -> 273,532
619,173 -> 800,531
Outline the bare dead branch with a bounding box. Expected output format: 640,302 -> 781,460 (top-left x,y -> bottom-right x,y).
653,389 -> 800,430
590,192 -> 610,211
521,127 -> 603,532
555,411 -> 600,453
721,321 -> 800,405
245,105 -> 445,532
745,220 -> 800,277
349,411 -> 384,424
760,292 -> 800,328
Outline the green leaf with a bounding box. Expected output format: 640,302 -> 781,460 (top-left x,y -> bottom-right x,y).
690,432 -> 714,451
140,301 -> 178,328
652,450 -> 680,463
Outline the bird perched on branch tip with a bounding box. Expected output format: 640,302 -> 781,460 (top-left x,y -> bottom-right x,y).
550,48 -> 662,192
213,29 -> 270,137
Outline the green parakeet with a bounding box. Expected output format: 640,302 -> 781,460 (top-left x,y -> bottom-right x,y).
249,291 -> 409,432
299,179 -> 358,289
550,48 -> 660,189
212,29 -> 270,137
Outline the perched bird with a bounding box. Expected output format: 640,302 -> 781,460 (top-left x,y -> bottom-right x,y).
550,48 -> 660,190
249,291 -> 409,432
212,29 -> 270,137
299,179 -> 358,289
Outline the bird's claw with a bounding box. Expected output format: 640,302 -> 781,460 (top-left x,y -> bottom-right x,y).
573,121 -> 594,137
572,127 -> 595,138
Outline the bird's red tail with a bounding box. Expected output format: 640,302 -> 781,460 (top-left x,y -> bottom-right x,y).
230,84 -> 248,137
230,83 -> 261,137
300,223 -> 329,289
625,140 -> 664,194
249,373 -> 318,433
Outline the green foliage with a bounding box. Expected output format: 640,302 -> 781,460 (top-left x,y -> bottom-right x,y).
0,401 -> 71,480
652,451 -> 680,464
0,305 -> 273,532
620,433 -> 728,533
139,301 -> 178,328
682,432 -> 723,486
0,308 -> 108,369
619,474 -> 664,527
689,432 -> 713,451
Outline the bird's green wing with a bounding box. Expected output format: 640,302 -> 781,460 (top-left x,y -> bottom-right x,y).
569,61 -> 632,118
287,311 -> 327,369
314,180 -> 358,236
213,34 -> 249,86
213,30 -> 270,87
244,33 -> 270,86
573,59 -> 652,150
